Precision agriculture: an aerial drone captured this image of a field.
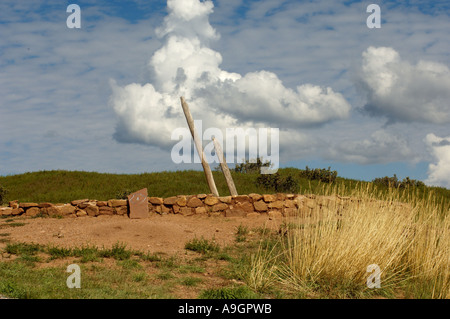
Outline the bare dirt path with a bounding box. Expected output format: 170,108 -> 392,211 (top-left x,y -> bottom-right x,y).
1,214 -> 284,254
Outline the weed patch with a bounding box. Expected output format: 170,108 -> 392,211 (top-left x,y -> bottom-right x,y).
185,237 -> 220,255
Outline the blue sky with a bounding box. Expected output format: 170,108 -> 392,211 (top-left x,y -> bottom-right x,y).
1,0 -> 449,188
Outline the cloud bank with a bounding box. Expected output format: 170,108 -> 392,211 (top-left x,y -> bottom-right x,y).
110,0 -> 351,157
358,46 -> 450,124
425,133 -> 450,188
326,129 -> 415,165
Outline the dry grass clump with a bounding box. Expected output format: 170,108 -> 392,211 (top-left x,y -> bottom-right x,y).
248,183 -> 450,298
404,192 -> 450,298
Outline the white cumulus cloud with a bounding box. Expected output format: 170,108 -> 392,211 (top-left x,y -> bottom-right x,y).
358,46 -> 450,124
110,0 -> 351,156
424,133 -> 450,188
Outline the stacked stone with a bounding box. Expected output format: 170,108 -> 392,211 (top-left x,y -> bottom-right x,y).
0,199 -> 129,218
0,193 -> 353,219
148,193 -> 310,218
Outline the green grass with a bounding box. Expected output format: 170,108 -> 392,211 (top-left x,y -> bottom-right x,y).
5,242 -> 42,256
156,271 -> 176,281
0,260 -> 175,299
180,276 -> 203,287
45,242 -> 138,263
0,240 -> 205,299
0,170 -> 256,203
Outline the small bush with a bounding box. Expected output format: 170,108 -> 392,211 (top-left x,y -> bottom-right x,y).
299,166 -> 337,183
372,174 -> 425,188
0,184 -> 8,205
115,189 -> 132,199
255,173 -> 299,193
234,158 -> 272,174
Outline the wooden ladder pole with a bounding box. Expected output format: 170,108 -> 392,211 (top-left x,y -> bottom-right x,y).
212,137 -> 238,196
180,97 -> 219,197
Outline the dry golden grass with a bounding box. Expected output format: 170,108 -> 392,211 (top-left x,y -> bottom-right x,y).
404,192 -> 450,298
247,242 -> 279,293
250,183 -> 450,298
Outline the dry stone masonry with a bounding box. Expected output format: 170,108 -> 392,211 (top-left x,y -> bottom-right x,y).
0,191 -> 359,219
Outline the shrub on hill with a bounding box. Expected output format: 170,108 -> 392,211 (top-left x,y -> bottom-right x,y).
299,166 -> 337,183
255,173 -> 299,193
115,189 -> 133,199
0,184 -> 7,205
234,158 -> 272,174
372,174 -> 425,188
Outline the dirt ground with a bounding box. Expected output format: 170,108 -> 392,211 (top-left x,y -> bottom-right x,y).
0,214 -> 290,299
0,214 -> 284,254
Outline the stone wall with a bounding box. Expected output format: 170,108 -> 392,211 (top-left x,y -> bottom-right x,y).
0,193 -> 354,219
